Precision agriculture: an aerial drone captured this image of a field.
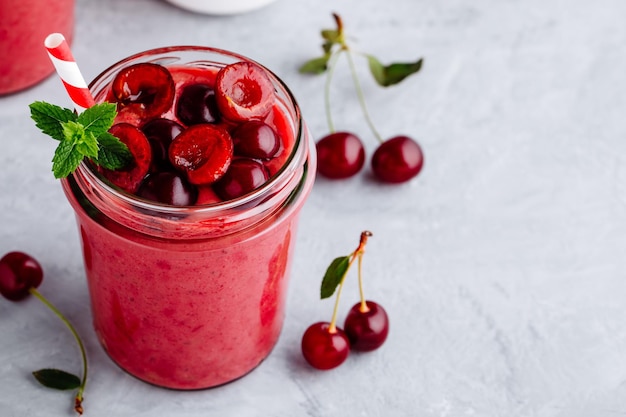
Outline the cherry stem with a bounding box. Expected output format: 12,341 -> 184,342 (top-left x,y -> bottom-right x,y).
355,231 -> 372,313
328,231 -> 373,332
324,51 -> 342,134
29,288 -> 87,415
328,268 -> 347,334
333,12 -> 343,34
344,49 -> 384,144
327,13 -> 384,144
357,252 -> 369,313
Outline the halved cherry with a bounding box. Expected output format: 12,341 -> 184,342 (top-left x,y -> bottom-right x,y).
213,158 -> 269,200
168,124 -> 234,185
215,61 -> 275,122
111,63 -> 175,119
99,123 -> 152,193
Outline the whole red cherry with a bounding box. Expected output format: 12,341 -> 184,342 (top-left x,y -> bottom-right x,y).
344,300 -> 389,351
371,136 -> 423,183
301,322 -> 350,370
0,252 -> 43,302
316,131 -> 365,179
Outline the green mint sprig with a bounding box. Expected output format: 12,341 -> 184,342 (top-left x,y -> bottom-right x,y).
29,101 -> 132,178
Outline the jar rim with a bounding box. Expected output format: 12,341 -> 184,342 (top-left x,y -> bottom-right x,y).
79,45 -> 307,217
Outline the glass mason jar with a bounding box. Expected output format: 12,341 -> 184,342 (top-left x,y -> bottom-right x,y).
61,47 -> 316,389
0,0 -> 74,95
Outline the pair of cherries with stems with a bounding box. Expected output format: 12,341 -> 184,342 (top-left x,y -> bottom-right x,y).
300,13 -> 425,183
301,231 -> 389,370
0,252 -> 88,415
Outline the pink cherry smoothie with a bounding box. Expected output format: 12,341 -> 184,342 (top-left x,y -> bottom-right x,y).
61,47 -> 315,389
0,0 -> 74,95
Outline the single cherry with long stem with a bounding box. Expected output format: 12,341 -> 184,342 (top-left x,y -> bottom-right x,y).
0,251 -> 88,415
301,244 -> 356,369
343,246 -> 389,351
300,322 -> 350,370
315,131 -> 365,179
315,15 -> 365,180
338,17 -> 424,184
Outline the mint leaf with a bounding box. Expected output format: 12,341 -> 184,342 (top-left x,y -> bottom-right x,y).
33,369 -> 81,391
320,256 -> 350,299
77,133 -> 100,159
29,101 -> 77,141
95,132 -> 132,170
60,121 -> 98,160
77,102 -> 117,138
367,56 -> 424,87
31,100 -> 131,178
52,138 -> 83,179
299,55 -> 331,74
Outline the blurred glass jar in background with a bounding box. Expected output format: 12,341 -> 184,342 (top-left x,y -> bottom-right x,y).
0,0 -> 74,95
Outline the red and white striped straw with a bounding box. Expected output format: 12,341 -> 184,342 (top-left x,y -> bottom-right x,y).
44,33 -> 95,113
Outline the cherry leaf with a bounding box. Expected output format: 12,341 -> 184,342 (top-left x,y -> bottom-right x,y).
320,256 -> 350,299
299,55 -> 331,75
33,369 -> 81,391
321,29 -> 341,43
322,40 -> 335,55
367,55 -> 424,87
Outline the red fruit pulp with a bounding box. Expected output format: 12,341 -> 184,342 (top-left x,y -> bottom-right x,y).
0,252 -> 43,302
301,322 -> 350,370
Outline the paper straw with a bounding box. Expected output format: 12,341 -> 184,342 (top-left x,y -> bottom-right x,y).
44,33 -> 95,113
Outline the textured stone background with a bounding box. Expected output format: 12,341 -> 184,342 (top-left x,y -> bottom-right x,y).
2,0 -> 626,416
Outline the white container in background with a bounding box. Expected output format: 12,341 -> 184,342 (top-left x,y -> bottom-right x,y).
165,0 -> 278,15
